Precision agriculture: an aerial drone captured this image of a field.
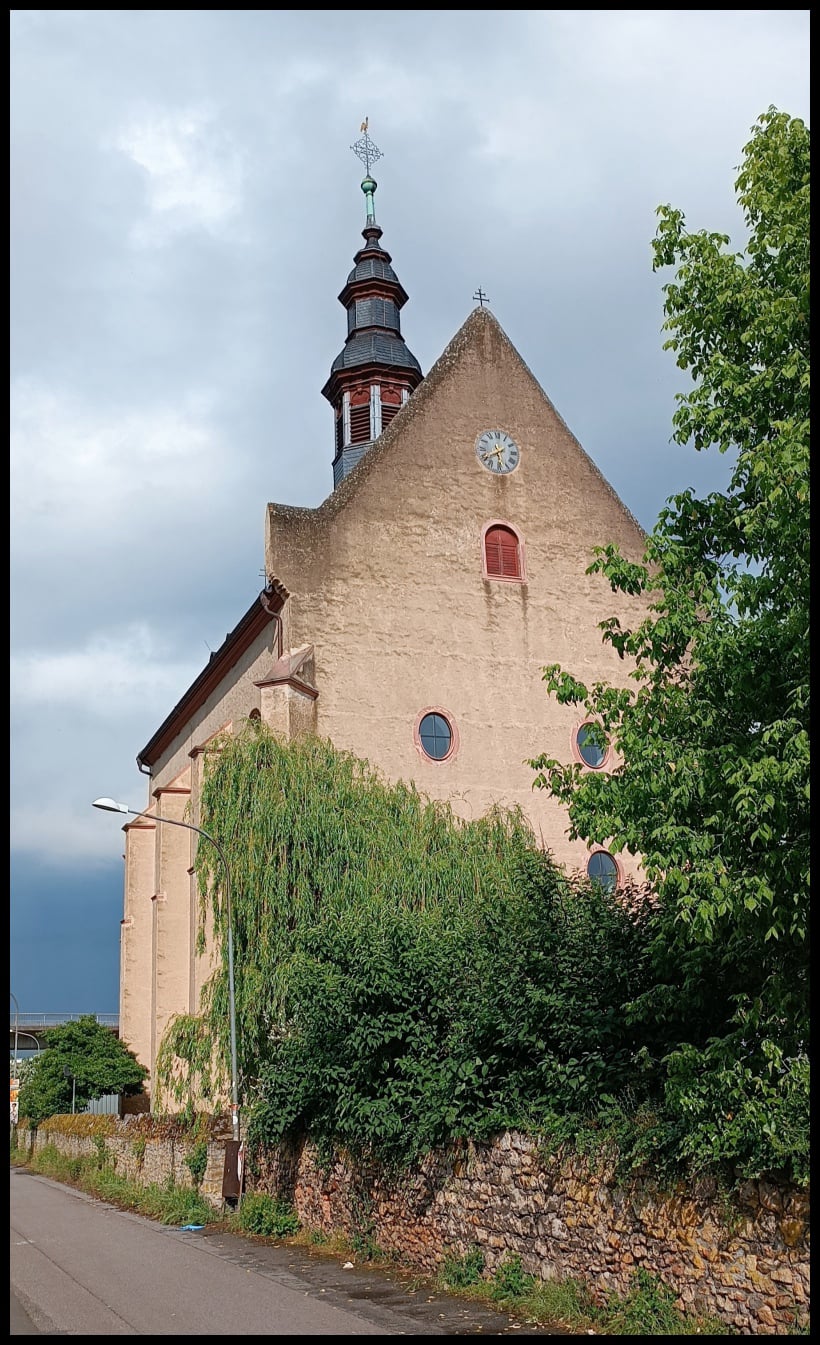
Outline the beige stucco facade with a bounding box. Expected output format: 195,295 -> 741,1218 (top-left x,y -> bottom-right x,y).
119,307 -> 651,1103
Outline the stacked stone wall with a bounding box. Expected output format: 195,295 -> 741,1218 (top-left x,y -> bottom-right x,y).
15,1121 -> 809,1334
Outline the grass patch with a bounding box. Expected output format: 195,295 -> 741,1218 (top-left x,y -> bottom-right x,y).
290,1227 -> 352,1257
440,1246 -> 485,1289
490,1252 -> 535,1302
524,1275 -> 601,1329
599,1268 -> 728,1335
787,1312 -> 811,1336
230,1192 -> 300,1238
16,1142 -> 218,1229
436,1250 -> 732,1336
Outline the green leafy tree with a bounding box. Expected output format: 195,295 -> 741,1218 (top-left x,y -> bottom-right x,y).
159,726 -> 655,1166
159,716 -> 807,1181
17,1015 -> 148,1127
529,108 -> 809,1178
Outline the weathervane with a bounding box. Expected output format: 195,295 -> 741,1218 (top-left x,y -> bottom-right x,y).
473,287 -> 489,308
351,117 -> 383,177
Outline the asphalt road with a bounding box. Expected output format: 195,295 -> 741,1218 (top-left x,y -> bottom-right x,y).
10,1167 -> 567,1335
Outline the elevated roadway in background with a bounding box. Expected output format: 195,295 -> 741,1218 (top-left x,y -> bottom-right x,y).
10,1014 -> 119,1053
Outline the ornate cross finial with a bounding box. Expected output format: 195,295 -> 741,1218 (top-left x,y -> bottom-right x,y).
473,287 -> 489,308
351,118 -> 383,176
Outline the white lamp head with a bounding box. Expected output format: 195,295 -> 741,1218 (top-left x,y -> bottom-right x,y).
92,797 -> 130,813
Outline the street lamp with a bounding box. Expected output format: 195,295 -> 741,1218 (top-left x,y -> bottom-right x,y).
92,798 -> 240,1145
13,1030 -> 42,1057
62,1064 -> 76,1114
10,992 -> 19,1072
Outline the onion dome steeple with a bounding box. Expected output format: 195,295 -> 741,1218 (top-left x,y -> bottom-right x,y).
322,122 -> 423,487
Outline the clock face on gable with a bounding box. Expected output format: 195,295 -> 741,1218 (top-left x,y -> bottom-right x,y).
476,428 -> 520,475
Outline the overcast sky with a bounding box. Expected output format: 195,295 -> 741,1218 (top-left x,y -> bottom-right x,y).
10,9 -> 810,1015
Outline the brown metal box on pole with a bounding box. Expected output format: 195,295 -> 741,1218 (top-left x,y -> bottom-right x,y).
222,1139 -> 242,1200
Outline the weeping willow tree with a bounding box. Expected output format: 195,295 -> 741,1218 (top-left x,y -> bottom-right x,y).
156,721 -> 561,1119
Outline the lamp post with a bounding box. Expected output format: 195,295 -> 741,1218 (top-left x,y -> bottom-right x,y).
10,993 -> 19,1073
14,1030 -> 42,1057
62,1065 -> 76,1114
92,798 -> 240,1145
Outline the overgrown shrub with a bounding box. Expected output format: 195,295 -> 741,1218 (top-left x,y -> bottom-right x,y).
602,1267 -> 688,1335
161,725 -> 809,1185
91,1134 -> 109,1170
440,1246 -> 485,1288
491,1253 -> 535,1301
234,1192 -> 300,1238
183,1140 -> 208,1189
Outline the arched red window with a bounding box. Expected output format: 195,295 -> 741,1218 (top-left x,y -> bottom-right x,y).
484,525 -> 522,579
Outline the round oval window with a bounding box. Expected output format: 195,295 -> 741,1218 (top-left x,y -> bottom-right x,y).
418,712 -> 453,761
577,723 -> 607,768
587,850 -> 618,892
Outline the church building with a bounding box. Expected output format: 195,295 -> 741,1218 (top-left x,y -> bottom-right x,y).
116,128 -> 650,1096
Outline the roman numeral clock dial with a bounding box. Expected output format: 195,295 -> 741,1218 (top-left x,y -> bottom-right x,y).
476,429 -> 520,474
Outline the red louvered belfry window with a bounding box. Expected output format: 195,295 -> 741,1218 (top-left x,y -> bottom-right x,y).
380,402 -> 400,431
485,525 -> 521,579
349,402 -> 371,444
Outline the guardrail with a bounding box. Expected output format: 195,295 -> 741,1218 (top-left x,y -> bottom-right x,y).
10,1014 -> 119,1030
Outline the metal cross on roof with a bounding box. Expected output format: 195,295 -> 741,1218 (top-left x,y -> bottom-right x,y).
351,117 -> 383,176
473,287 -> 489,308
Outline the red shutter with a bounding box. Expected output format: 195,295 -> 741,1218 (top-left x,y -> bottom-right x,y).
485,526 -> 521,578
349,402 -> 371,443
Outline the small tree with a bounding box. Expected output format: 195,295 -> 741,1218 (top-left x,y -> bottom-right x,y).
17,1015 -> 148,1127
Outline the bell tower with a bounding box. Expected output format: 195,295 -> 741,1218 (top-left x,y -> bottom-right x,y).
322,122 -> 423,488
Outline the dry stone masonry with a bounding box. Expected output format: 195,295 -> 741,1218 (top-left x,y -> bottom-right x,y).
18,1119 -> 806,1334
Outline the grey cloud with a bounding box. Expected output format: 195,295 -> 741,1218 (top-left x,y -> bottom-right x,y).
10,8 -> 810,1009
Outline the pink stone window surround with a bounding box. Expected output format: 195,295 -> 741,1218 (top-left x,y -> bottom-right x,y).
586,847 -> 622,891
413,706 -> 460,764
481,520 -> 526,583
572,720 -> 611,771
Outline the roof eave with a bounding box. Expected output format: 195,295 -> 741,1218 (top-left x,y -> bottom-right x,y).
136,581 -> 288,772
